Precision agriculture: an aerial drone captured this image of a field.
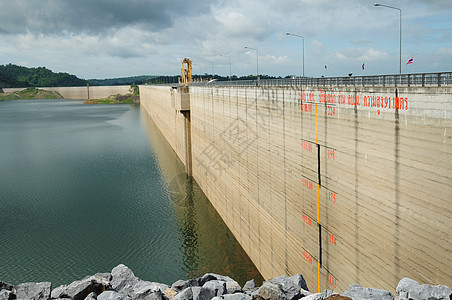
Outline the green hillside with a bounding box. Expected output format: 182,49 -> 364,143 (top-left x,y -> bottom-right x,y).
0,64 -> 87,88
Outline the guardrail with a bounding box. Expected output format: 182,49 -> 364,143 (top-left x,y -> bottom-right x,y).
201,72 -> 452,88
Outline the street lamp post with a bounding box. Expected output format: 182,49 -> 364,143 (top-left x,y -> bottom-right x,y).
220,54 -> 232,80
286,32 -> 305,78
374,3 -> 402,74
244,47 -> 259,80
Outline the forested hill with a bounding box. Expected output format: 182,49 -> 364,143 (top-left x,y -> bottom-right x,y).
0,64 -> 87,88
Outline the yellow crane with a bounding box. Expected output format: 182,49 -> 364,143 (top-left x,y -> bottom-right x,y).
181,58 -> 192,86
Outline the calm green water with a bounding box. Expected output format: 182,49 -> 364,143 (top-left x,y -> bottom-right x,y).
0,99 -> 263,287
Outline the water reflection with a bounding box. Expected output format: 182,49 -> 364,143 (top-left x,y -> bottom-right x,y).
141,109 -> 264,286
169,174 -> 202,277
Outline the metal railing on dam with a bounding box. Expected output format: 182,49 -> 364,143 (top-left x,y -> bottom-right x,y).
192,71 -> 452,88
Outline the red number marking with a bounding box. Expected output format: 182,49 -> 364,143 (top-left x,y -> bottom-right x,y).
302,141 -> 313,152
329,233 -> 337,246
302,178 -> 313,190
301,103 -> 313,112
328,191 -> 336,203
302,214 -> 313,227
327,106 -> 335,116
329,274 -> 337,288
328,149 -> 335,160
302,250 -> 313,265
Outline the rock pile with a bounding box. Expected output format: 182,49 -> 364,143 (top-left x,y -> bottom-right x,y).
1,264 -> 450,300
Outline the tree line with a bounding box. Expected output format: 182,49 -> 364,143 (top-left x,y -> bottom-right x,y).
0,63 -> 292,88
0,64 -> 87,88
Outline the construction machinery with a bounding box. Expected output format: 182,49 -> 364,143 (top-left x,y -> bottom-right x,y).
181,58 -> 192,86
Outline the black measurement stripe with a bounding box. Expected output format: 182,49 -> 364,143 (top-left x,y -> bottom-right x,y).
317,143 -> 321,186
319,223 -> 322,266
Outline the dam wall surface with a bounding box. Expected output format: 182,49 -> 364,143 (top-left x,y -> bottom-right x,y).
140,86 -> 189,168
3,85 -> 130,99
139,84 -> 451,293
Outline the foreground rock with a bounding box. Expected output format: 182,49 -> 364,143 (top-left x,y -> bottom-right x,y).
1,264 -> 450,300
342,284 -> 393,300
395,277 -> 451,300
14,282 -> 52,300
51,273 -> 111,300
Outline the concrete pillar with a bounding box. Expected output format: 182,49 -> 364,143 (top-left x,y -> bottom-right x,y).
183,111 -> 192,176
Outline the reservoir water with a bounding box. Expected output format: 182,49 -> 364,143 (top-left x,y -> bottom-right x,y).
0,99 -> 263,287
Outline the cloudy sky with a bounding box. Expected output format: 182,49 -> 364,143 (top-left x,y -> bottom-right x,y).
0,0 -> 451,79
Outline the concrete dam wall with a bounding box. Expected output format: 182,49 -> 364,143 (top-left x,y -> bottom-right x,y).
3,85 -> 131,99
139,84 -> 451,293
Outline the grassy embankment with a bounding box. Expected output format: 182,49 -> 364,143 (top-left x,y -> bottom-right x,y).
83,85 -> 140,104
0,87 -> 63,100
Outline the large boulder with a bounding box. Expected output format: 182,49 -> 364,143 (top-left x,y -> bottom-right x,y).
203,280 -> 227,297
226,281 -> 242,294
14,282 -> 52,300
197,275 -> 217,287
342,283 -> 393,300
51,274 -> 111,300
111,264 -> 140,295
206,274 -> 234,283
257,282 -> 287,300
131,281 -> 169,300
133,289 -> 166,300
171,279 -> 199,292
242,288 -> 260,299
396,277 -> 451,300
197,273 -> 240,295
197,273 -> 234,287
192,286 -> 216,300
269,276 -> 302,299
242,280 -> 255,292
173,287 -> 193,300
289,275 -> 309,292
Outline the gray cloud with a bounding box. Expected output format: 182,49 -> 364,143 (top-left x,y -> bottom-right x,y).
0,0 -> 212,35
0,0 -> 450,78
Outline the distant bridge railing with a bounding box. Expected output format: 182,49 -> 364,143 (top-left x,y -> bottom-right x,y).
200,72 -> 452,88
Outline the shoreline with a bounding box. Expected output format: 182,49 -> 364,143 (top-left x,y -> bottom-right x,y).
1,264 -> 450,300
0,87 -> 63,100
